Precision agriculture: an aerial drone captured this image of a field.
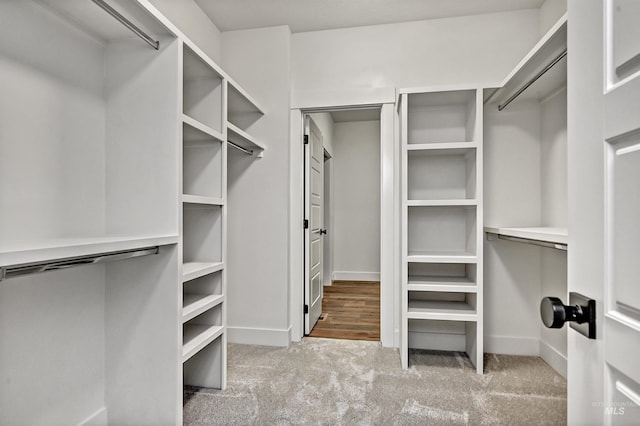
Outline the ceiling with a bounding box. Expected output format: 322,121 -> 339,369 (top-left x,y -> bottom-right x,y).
195,0 -> 545,34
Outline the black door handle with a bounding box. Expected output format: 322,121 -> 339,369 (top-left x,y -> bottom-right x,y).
320,229 -> 327,235
540,292 -> 595,339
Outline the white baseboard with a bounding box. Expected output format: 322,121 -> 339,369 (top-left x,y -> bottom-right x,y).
409,331 -> 466,352
227,325 -> 291,347
484,335 -> 540,355
540,340 -> 567,379
332,271 -> 380,282
78,407 -> 107,426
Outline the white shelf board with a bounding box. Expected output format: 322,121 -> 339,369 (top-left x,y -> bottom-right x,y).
407,251 -> 477,264
182,324 -> 224,363
407,300 -> 477,321
0,235 -> 178,268
408,275 -> 477,293
182,195 -> 224,206
183,43 -> 223,81
182,293 -> 224,323
182,261 -> 224,283
183,114 -> 224,143
406,142 -> 476,151
484,226 -> 568,245
487,14 -> 567,106
407,199 -> 477,207
227,122 -> 265,152
227,80 -> 265,116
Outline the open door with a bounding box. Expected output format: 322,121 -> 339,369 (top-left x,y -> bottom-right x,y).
304,115 -> 324,334
568,0 -> 640,422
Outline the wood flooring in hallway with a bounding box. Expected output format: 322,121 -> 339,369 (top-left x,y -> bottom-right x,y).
308,280 -> 380,341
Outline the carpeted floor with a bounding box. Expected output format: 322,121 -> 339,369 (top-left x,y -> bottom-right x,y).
183,338 -> 566,425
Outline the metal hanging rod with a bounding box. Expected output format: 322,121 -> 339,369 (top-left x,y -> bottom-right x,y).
92,0 -> 160,50
0,246 -> 159,281
228,141 -> 254,156
498,49 -> 567,111
489,233 -> 567,251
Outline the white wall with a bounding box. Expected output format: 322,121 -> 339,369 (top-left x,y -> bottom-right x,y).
222,26 -> 292,346
332,120 -> 381,281
292,10 -> 540,96
148,0 -> 222,62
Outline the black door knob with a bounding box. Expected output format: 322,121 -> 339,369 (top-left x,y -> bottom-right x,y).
540,293 -> 596,339
320,229 -> 327,235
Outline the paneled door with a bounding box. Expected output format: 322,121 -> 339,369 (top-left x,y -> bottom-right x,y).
569,0 -> 640,423
304,115 -> 324,334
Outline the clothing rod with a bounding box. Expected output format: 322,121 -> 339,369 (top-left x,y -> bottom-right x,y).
91,0 -> 160,50
494,234 -> 568,251
0,246 -> 159,281
228,141 -> 254,156
498,49 -> 567,111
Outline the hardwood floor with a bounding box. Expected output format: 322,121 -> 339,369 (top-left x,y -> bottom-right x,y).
308,280 -> 380,341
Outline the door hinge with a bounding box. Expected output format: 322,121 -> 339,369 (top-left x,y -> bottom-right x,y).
304,219 -> 309,229
303,134 -> 309,145
304,304 -> 309,314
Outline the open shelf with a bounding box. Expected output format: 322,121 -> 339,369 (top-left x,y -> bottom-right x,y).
227,122 -> 266,153
183,205 -> 223,265
0,235 -> 178,268
407,90 -> 477,144
484,226 -> 569,249
408,148 -> 477,201
227,80 -> 265,130
407,300 -> 477,321
407,251 -> 477,263
182,293 -> 224,323
183,45 -> 223,133
182,261 -> 224,282
182,195 -> 224,206
408,206 -> 477,257
486,14 -> 567,108
182,324 -> 224,363
408,263 -> 477,292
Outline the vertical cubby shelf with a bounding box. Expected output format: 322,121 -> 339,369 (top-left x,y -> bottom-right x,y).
181,40 -> 227,391
400,88 -> 483,373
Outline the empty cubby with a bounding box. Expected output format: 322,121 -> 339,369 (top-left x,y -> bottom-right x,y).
407,90 -> 476,144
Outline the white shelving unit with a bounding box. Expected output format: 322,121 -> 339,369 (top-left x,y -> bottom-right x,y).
483,14 -> 568,377
399,88 -> 483,373
226,80 -> 266,155
1,0 -> 268,423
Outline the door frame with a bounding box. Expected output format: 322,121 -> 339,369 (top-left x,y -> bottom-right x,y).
289,100 -> 398,347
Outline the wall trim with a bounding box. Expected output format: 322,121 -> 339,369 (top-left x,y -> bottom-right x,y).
78,407 -> 107,426
332,271 -> 380,282
540,340 -> 567,379
484,335 -> 540,355
227,326 -> 292,347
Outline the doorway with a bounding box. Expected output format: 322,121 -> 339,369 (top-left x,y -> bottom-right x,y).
303,108 -> 382,340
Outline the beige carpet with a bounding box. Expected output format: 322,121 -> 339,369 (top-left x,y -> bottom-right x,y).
184,338 -> 566,425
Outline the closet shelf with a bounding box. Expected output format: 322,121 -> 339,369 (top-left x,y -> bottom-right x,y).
227,80 -> 265,118
407,251 -> 477,264
182,195 -> 225,206
486,14 -> 567,108
407,142 -> 476,151
227,122 -> 265,153
183,293 -> 224,323
0,235 -> 178,268
182,261 -> 224,283
485,226 -> 568,250
182,324 -> 224,363
407,300 -> 477,321
183,114 -> 224,143
408,275 -> 476,293
407,200 -> 477,207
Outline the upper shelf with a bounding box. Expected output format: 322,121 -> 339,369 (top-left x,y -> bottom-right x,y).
485,14 -> 567,108
38,0 -> 173,44
227,122 -> 266,154
485,226 -> 568,250
0,235 -> 178,268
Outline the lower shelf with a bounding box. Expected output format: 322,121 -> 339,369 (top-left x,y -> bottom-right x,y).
182,261 -> 224,282
182,324 -> 224,363
407,300 -> 477,321
183,294 -> 224,323
407,251 -> 477,263
408,275 -> 477,293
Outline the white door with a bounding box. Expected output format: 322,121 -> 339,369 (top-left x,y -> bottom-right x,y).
304,116 -> 324,334
569,0 -> 640,423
